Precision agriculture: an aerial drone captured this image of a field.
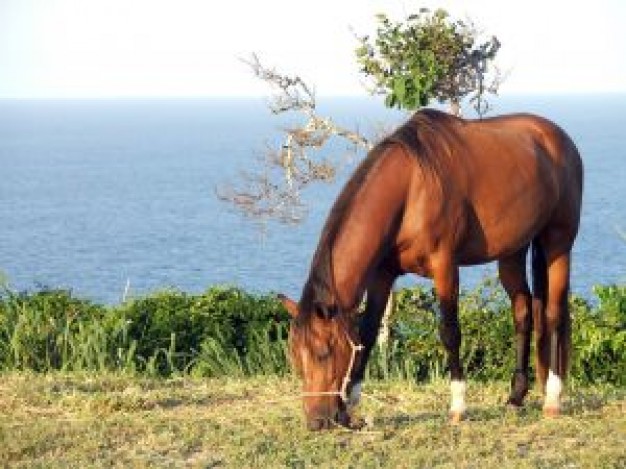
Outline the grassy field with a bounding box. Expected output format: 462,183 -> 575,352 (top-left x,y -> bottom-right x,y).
0,373 -> 624,468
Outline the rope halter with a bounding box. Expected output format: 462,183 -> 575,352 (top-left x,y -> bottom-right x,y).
300,324 -> 364,404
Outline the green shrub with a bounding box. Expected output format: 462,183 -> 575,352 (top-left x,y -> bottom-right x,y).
0,285 -> 290,377
0,280 -> 623,386
369,279 -> 513,382
369,280 -> 625,385
571,285 -> 626,386
114,290 -> 196,374
0,287 -> 110,372
110,286 -> 290,376
188,287 -> 289,376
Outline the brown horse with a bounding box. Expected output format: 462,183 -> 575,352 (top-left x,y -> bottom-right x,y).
279,109 -> 583,430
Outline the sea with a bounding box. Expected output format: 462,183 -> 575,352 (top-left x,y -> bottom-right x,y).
0,95 -> 624,304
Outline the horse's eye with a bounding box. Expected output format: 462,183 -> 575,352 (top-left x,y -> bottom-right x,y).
307,332 -> 332,363
315,349 -> 332,363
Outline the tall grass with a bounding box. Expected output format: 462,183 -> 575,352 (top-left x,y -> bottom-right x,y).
0,280 -> 623,385
0,286 -> 290,377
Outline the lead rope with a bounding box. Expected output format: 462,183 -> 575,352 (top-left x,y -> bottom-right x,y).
300,328 -> 364,403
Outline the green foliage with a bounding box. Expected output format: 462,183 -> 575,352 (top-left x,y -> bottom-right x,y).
187,286 -> 290,377
0,285 -> 290,377
370,281 -> 625,386
570,285 -> 626,385
355,8 -> 501,113
0,281 -> 623,386
368,278 -> 514,382
0,288 -> 111,372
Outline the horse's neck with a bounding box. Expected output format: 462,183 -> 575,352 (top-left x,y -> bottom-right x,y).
330,149 -> 411,309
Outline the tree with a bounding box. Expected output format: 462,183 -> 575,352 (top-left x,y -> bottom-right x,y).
217,54 -> 372,223
355,8 -> 502,116
219,9 -> 503,221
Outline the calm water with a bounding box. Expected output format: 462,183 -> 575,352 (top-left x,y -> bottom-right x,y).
0,96 -> 624,303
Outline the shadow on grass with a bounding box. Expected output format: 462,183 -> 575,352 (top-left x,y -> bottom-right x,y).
365,395 -> 611,432
324,388 -> 621,436
566,387 -> 622,414
372,411 -> 443,430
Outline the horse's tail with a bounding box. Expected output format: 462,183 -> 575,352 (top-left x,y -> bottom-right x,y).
531,238 -> 549,389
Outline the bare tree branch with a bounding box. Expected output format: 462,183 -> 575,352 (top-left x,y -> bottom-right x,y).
242,53 -> 316,115
218,54 -> 372,223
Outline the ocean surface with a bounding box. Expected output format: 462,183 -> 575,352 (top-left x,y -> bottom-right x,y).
0,95 -> 624,303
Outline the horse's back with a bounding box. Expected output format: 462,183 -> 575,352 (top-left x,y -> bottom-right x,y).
394,110 -> 583,265
470,113 -> 583,178
462,112 -> 582,204
485,113 -> 583,221
460,113 -> 583,259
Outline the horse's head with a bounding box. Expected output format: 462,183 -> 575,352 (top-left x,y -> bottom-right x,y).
278,294 -> 362,430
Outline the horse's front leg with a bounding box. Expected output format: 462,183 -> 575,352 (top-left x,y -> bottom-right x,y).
498,249 -> 532,407
433,259 -> 465,424
349,270 -> 395,409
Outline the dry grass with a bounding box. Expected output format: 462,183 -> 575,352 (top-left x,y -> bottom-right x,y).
0,373 -> 624,468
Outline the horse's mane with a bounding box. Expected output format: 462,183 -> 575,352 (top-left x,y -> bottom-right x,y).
297,109 -> 462,321
387,108 -> 463,174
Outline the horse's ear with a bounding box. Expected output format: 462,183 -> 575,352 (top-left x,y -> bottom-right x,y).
277,294 -> 299,318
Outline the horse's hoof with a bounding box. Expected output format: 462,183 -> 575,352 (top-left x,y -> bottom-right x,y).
543,406 -> 560,418
450,411 -> 464,425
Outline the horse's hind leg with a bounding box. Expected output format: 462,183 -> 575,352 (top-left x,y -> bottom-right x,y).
498,247 -> 532,407
539,248 -> 572,417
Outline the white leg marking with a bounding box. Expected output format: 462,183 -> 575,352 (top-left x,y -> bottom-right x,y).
544,370 -> 562,410
450,380 -> 467,414
347,381 -> 362,408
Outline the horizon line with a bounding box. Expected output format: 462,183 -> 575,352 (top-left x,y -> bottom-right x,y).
1,90 -> 626,101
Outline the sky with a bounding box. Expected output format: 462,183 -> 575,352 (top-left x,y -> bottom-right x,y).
1,0 -> 625,99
